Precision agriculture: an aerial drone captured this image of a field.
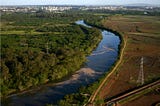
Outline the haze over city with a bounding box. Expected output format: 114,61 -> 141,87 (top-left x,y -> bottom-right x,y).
1,0 -> 160,5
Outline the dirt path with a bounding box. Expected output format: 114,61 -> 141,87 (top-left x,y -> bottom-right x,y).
86,36 -> 127,105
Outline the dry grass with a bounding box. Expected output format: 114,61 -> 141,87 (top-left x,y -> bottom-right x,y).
98,15 -> 160,105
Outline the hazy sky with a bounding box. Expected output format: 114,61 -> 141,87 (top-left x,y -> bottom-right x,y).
1,0 -> 160,5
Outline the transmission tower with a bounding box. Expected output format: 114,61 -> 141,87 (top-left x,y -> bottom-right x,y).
137,57 -> 144,85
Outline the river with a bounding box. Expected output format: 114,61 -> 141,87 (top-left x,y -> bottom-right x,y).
3,20 -> 120,106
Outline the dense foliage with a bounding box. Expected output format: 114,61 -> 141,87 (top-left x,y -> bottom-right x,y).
0,12 -> 102,96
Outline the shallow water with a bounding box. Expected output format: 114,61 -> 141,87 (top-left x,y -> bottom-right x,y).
3,20 -> 120,106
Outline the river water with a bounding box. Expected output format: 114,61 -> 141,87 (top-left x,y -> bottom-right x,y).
3,20 -> 120,106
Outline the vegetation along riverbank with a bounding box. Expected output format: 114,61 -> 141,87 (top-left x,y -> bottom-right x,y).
1,12 -> 102,97
55,14 -> 160,106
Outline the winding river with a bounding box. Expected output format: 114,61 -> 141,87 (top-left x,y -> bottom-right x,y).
3,20 -> 120,106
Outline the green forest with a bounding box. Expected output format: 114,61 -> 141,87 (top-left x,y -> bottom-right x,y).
0,12 -> 102,96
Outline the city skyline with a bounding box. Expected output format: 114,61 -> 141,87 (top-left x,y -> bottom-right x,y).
1,0 -> 160,6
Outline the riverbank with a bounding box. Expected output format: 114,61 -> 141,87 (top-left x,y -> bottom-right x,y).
98,15 -> 160,106
79,19 -> 125,105
87,30 -> 126,105
57,20 -> 123,106
2,20 -> 120,106
1,15 -> 103,101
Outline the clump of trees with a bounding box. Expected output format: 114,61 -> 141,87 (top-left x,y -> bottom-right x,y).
0,12 -> 102,97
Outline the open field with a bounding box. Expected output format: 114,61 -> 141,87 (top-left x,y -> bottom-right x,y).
97,15 -> 160,105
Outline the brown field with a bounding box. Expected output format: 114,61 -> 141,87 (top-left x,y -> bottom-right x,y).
121,91 -> 160,106
98,15 -> 160,105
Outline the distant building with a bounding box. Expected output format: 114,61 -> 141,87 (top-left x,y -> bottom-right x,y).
144,12 -> 148,14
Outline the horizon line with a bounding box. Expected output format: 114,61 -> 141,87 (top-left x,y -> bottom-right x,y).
1,3 -> 160,6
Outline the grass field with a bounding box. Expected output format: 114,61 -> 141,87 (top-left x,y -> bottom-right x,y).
98,15 -> 160,106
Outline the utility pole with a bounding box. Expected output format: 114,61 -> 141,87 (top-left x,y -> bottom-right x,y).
137,57 -> 144,85
46,42 -> 49,54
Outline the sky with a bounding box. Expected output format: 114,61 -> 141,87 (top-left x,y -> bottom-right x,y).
1,0 -> 160,6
